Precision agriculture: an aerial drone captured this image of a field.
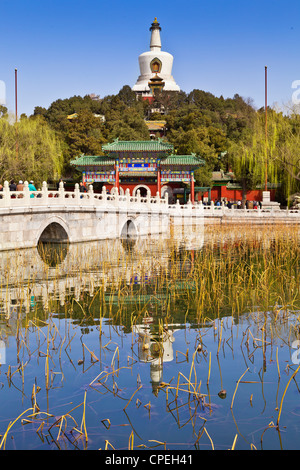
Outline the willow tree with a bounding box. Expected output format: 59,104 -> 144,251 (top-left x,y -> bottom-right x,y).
228,109 -> 282,206
0,115 -> 63,185
267,107 -> 300,201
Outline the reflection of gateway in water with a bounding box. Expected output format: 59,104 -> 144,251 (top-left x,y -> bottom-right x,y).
0,225 -> 205,319
133,319 -> 179,393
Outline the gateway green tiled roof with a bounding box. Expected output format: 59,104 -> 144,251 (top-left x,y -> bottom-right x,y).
70,155 -> 114,167
102,139 -> 173,153
70,151 -> 205,169
161,155 -> 205,167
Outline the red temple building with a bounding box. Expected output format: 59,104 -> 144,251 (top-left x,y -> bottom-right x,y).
70,139 -> 204,204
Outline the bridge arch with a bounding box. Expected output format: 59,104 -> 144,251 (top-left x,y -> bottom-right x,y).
120,219 -> 137,239
36,216 -> 70,245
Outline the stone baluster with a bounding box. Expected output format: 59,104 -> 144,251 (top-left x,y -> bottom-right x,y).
156,191 -> 160,204
146,190 -> 151,208
101,186 -> 107,204
3,181 -> 10,206
113,186 -> 119,206
125,188 -> 130,207
164,192 -> 168,206
88,184 -> 94,205
187,198 -> 192,217
74,183 -> 80,204
58,180 -> 65,200
198,200 -> 203,215
136,189 -> 141,204
42,181 -> 48,202
23,181 -> 31,205
221,200 -> 226,215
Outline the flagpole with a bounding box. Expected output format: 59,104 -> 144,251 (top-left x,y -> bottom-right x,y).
15,68 -> 18,158
264,65 -> 268,191
15,68 -> 18,121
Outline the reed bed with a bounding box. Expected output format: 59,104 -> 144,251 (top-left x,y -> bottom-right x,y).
0,224 -> 300,449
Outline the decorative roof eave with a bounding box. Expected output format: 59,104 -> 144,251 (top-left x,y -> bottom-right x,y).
70,154 -> 115,167
120,171 -> 157,177
161,154 -> 205,168
102,138 -> 173,154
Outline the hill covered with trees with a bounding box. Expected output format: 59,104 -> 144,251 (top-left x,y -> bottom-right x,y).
31,86 -> 257,181
1,85 -> 300,203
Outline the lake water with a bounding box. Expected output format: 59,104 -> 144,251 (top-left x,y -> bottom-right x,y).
0,223 -> 300,450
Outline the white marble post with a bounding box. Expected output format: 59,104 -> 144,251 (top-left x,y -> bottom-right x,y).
74,183 -> 80,204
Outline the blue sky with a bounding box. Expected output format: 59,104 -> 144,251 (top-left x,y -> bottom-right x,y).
1,0 -> 300,116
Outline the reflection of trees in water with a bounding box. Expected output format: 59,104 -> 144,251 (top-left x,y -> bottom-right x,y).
2,225 -> 300,388
0,226 -> 205,327
120,237 -> 137,252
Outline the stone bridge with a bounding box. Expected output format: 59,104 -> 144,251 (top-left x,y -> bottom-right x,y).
2,180 -> 299,252
0,181 -> 204,251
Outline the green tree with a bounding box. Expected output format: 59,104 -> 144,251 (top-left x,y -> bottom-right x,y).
0,116 -> 63,185
28,88 -> 259,186
228,111 -> 276,207
33,106 -> 47,118
262,107 -> 300,201
105,108 -> 149,141
0,105 -> 8,119
117,85 -> 138,108
65,110 -> 106,157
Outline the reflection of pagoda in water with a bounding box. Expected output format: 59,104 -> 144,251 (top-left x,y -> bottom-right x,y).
133,318 -> 179,394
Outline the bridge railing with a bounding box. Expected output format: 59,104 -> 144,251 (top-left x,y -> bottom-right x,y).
199,201 -> 300,217
0,181 -> 169,209
3,182 -> 299,218
168,200 -> 204,216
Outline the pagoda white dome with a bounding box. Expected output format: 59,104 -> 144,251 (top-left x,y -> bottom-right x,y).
132,18 -> 180,93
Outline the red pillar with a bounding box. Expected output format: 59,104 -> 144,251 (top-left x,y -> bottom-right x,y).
190,171 -> 195,204
157,167 -> 161,196
115,161 -> 119,191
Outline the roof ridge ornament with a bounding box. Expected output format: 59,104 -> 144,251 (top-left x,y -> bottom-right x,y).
150,17 -> 161,31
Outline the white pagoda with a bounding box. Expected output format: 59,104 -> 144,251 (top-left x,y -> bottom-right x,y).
132,18 -> 180,97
